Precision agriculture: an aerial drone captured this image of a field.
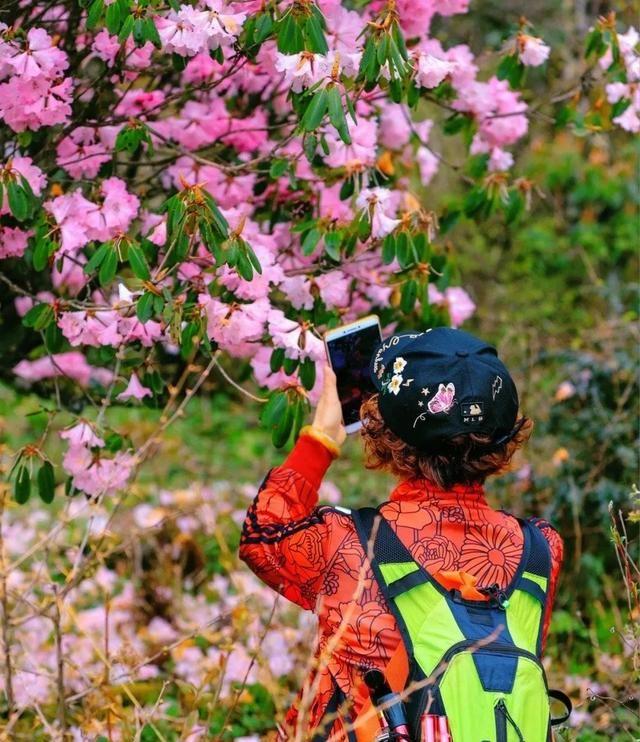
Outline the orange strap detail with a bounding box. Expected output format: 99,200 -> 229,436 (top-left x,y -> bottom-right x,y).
353,640 -> 410,742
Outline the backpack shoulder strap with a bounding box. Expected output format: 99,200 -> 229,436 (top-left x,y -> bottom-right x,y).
351,506 -> 430,655
514,517 -> 553,655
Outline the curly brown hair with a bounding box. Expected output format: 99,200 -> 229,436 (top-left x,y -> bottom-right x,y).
360,394 -> 533,490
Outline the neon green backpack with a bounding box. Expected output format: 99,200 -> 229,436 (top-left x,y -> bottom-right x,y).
352,508 -> 572,741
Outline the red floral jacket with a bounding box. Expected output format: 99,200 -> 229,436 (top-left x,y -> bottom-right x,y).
239,433 -> 563,740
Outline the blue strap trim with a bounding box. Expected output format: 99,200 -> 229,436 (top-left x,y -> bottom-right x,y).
387,569 -> 430,599
518,577 -> 547,606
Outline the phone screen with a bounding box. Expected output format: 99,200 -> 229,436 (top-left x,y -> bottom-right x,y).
326,323 -> 382,427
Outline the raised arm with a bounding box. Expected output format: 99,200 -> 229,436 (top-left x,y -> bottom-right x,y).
239,367 -> 347,610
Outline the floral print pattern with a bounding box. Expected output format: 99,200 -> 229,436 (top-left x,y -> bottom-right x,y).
239,436 -> 564,740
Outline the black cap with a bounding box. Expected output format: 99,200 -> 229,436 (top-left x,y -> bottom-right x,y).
369,328 -> 521,450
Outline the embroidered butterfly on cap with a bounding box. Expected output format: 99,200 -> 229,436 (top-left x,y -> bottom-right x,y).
369,327 -> 521,451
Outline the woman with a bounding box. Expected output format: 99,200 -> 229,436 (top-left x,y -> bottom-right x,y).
240,328 -> 563,740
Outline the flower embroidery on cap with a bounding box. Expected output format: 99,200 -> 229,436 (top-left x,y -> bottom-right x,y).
387,374 -> 403,395
393,357 -> 407,374
427,382 -> 456,414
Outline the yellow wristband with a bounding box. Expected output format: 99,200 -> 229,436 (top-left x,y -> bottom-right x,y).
299,425 -> 341,459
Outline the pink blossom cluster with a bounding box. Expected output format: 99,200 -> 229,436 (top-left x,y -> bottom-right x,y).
0,0 -> 563,497
603,27 -> 640,133
0,25 -> 72,131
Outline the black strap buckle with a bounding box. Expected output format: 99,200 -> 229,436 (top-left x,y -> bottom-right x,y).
478,583 -> 510,610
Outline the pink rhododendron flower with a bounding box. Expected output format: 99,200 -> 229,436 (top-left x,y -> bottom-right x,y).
324,118 -> 378,169
379,103 -> 412,149
267,308 -> 325,362
199,295 -> 268,357
60,421 -> 105,448
0,226 -> 30,259
7,27 -> 68,79
428,285 -> 476,326
0,75 -> 73,131
64,446 -> 135,497
275,52 -> 325,93
415,53 -> 456,88
13,352 -> 114,387
117,373 -> 152,402
517,34 -> 551,67
356,187 -> 401,239
157,4 -> 245,57
56,127 -> 111,179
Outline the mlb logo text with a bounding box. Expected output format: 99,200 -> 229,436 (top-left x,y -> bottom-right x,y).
461,401 -> 484,424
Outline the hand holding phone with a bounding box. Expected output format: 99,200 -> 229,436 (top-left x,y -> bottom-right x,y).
324,315 -> 382,434
311,366 -> 347,446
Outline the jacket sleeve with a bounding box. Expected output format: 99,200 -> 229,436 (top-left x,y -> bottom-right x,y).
533,519 -> 564,649
239,433 -> 338,610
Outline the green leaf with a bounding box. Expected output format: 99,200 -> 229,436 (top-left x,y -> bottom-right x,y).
290,397 -> 307,442
37,461 -> 55,504
339,178 -> 354,200
299,358 -> 316,391
32,236 -> 56,272
84,242 -> 110,274
260,390 -> 288,427
304,14 -> 328,54
7,180 -> 28,221
382,233 -> 396,264
143,17 -> 162,48
44,321 -> 64,353
443,113 -> 470,135
277,12 -> 304,53
438,209 -> 460,235
463,187 -> 488,218
118,15 -> 136,44
255,13 -> 273,44
99,247 -> 118,286
400,279 -> 418,314
245,242 -> 262,274
87,0 -> 104,29
496,53 -> 525,88
396,231 -> 411,269
505,189 -> 524,224
324,231 -> 341,261
105,0 -> 122,33
136,291 -> 155,323
272,400 -> 293,448
301,227 -> 321,256
270,347 -> 285,373
269,158 -> 289,179
128,242 -> 150,280
301,88 -> 328,131
14,465 -> 31,504
327,86 -> 350,143
413,232 -> 430,262
236,249 -> 254,281
303,133 -> 317,162
23,303 -> 54,331
282,356 -> 298,375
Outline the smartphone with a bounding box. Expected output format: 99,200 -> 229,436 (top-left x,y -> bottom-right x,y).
324,315 -> 382,434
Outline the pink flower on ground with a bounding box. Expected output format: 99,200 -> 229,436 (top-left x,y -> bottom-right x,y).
117,373 -> 152,402
517,34 -> 550,67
